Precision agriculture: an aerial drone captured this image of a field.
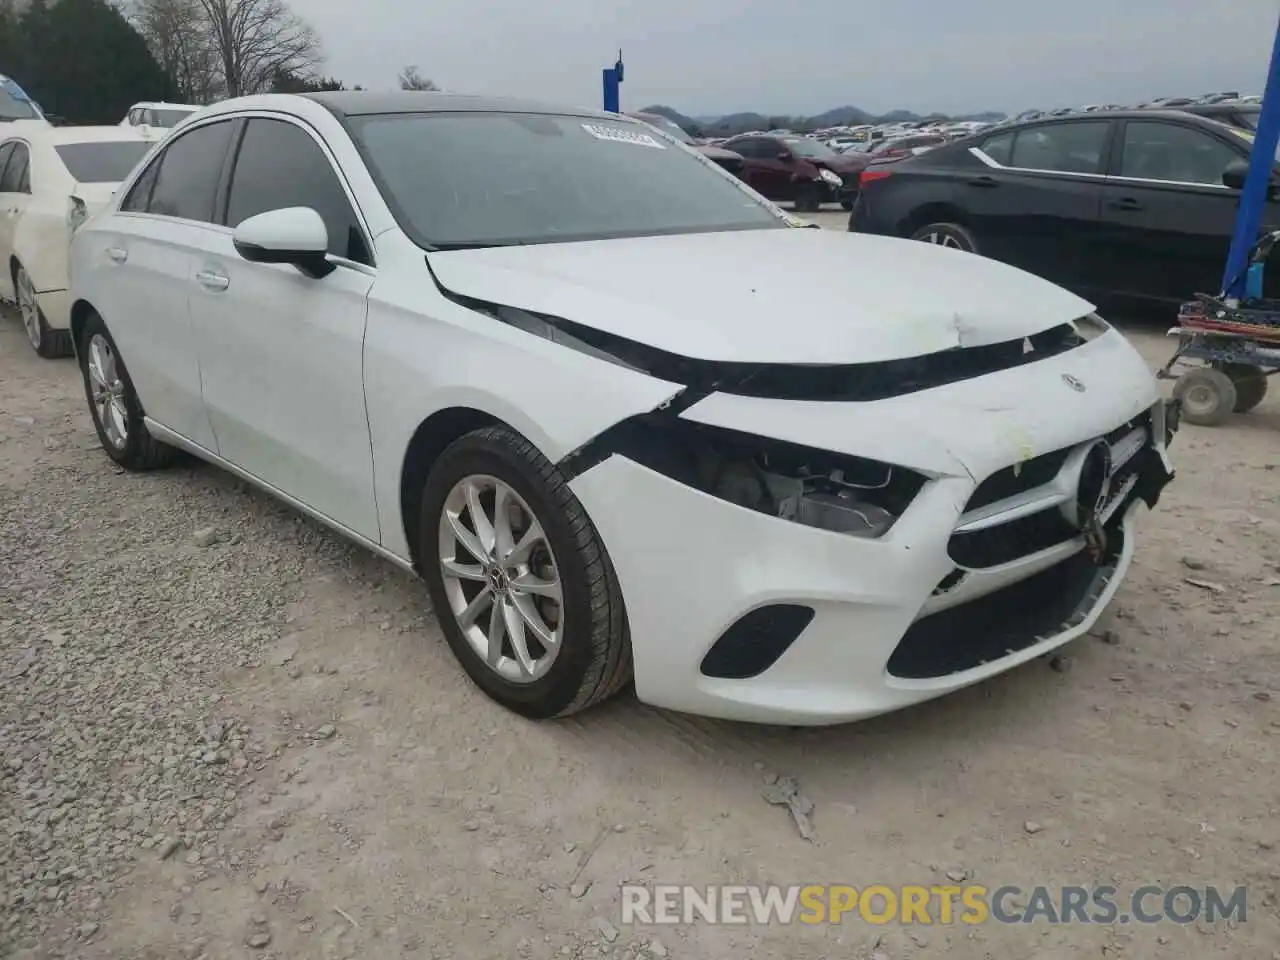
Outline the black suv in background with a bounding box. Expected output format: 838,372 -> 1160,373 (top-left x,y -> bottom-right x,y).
849,110 -> 1275,304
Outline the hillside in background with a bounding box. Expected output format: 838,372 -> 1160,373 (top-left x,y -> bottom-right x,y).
640,103 -> 1007,136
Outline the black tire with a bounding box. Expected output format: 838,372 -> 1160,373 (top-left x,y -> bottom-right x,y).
419,426 -> 631,719
910,221 -> 978,253
1220,363 -> 1268,413
840,199 -> 854,211
14,262 -> 72,359
1173,367 -> 1237,427
793,183 -> 822,213
77,311 -> 179,470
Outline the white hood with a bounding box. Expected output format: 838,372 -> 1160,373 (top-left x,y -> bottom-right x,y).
426,228 -> 1095,365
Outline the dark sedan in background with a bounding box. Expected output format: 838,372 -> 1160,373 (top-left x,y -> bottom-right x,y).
849,110 -> 1276,304
722,133 -> 863,211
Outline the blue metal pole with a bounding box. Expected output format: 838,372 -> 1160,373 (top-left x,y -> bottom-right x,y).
602,69 -> 619,113
1221,12 -> 1280,298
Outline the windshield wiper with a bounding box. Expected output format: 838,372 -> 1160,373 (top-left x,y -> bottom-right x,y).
425,239 -> 531,251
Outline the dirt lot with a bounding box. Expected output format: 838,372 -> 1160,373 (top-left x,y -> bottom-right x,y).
3,229 -> 1280,959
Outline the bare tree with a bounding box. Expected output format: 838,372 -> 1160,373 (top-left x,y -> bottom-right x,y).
131,0 -> 222,103
397,65 -> 438,92
196,0 -> 321,97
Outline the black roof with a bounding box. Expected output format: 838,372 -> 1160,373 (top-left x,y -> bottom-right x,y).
301,90 -> 613,120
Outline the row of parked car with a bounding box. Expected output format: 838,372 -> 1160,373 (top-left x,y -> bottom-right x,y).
0,84 -> 200,356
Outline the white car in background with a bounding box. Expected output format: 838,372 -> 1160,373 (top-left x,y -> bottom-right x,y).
1,123 -> 155,356
120,101 -> 200,132
69,92 -> 1176,725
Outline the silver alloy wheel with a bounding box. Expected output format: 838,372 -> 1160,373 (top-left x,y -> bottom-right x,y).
87,334 -> 129,449
16,267 -> 41,351
437,474 -> 564,683
921,231 -> 963,249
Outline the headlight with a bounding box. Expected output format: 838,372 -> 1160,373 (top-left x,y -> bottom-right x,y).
603,417 -> 925,539
1071,312 -> 1111,341
819,168 -> 843,187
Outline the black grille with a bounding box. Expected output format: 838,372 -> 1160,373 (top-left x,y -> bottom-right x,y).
966,448 -> 1071,512
887,543 -> 1120,679
949,509 -> 1077,569
700,605 -> 814,679
962,411 -> 1151,514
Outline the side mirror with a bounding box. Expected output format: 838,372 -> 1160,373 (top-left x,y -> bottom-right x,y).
1222,158 -> 1250,190
233,207 -> 334,279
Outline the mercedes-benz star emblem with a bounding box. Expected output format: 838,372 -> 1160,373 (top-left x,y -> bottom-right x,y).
1075,439 -> 1113,563
1062,373 -> 1086,392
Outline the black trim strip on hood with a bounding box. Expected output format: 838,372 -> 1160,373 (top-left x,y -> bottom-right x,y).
423,255 -> 1090,402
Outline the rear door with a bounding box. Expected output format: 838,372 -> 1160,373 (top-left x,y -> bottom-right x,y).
82,117 -> 237,449
957,119 -> 1112,290
1096,118 -> 1256,302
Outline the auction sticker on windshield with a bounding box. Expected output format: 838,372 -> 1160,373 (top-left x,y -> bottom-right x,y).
581,123 -> 666,148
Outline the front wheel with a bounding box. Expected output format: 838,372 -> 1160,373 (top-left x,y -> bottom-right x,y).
793,183 -> 822,213
77,311 -> 179,469
419,426 -> 631,719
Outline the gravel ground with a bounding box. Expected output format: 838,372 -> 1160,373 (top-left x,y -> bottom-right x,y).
2,229 -> 1280,959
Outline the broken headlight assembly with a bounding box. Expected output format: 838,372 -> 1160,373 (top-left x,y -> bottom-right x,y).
602,417 -> 926,539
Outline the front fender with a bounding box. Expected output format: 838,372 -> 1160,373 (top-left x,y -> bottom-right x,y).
363,291 -> 683,559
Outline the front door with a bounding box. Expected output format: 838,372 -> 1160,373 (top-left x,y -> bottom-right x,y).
1096,118 -> 1262,302
188,116 -> 380,541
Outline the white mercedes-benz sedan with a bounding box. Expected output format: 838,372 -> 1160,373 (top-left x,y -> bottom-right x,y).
67,92 -> 1178,725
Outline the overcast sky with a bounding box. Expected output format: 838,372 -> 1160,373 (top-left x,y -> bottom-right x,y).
308,0 -> 1280,117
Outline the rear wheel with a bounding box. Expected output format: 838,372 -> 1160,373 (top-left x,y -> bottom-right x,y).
840,199 -> 854,211
15,263 -> 72,359
1173,367 -> 1237,427
419,426 -> 631,719
1219,363 -> 1268,413
77,311 -> 179,469
910,222 -> 978,253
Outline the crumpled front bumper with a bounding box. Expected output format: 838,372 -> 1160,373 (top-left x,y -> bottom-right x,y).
567,331 -> 1175,725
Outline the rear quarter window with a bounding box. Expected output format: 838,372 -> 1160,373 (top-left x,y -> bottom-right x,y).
56,141 -> 153,183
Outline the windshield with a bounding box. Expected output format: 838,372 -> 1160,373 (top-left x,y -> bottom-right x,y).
781,136 -> 838,159
151,108 -> 195,128
1236,107 -> 1260,132
0,81 -> 38,121
55,141 -> 153,183
350,111 -> 785,248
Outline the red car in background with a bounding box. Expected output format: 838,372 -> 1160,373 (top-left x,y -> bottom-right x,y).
720,134 -> 863,211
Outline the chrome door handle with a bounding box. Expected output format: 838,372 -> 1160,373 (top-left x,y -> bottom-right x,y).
106,247 -> 127,263
195,270 -> 229,291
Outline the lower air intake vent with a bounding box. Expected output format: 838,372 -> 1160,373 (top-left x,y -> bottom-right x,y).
700,605 -> 815,679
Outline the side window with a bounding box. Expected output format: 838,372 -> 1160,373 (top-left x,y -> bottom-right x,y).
147,120 -> 235,222
120,158 -> 161,212
0,143 -> 29,193
1010,122 -> 1109,174
225,118 -> 370,264
725,139 -> 754,158
981,132 -> 1014,165
0,143 -> 14,186
1119,121 -> 1240,185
